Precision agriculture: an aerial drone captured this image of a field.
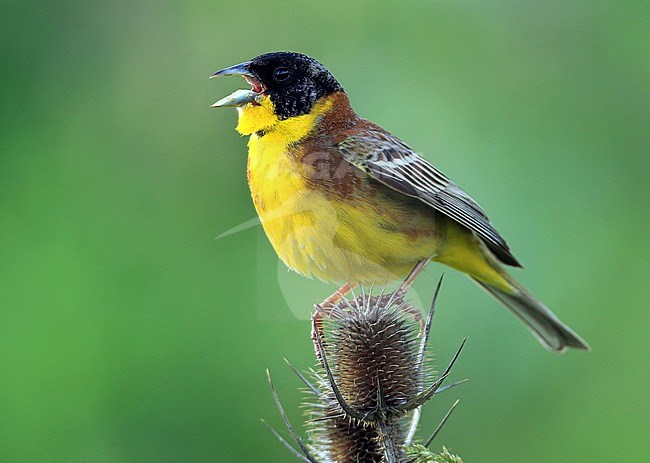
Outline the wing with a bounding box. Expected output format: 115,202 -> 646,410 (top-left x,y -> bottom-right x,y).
338,131 -> 521,267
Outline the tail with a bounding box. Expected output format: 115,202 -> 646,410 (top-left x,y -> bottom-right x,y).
471,275 -> 590,353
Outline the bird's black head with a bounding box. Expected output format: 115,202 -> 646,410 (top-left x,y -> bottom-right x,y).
211,52 -> 344,120
248,52 -> 343,119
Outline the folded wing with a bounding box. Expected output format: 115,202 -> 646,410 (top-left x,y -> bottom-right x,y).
338,132 -> 521,267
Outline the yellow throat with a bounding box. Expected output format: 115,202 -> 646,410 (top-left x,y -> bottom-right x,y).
235,94 -> 333,140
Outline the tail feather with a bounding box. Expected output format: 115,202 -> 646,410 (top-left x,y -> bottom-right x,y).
471,277 -> 590,353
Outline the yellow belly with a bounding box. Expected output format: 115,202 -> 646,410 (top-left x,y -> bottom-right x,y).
247,133 -> 443,284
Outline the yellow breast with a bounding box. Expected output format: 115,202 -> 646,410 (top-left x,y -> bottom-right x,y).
240,95 -> 442,284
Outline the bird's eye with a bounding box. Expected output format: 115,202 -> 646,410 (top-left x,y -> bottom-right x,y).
273,67 -> 291,82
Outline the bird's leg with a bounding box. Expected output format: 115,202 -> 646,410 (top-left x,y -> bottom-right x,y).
400,303 -> 426,335
311,282 -> 356,367
399,258 -> 431,296
385,259 -> 431,334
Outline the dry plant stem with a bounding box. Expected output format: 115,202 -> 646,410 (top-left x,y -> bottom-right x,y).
377,421 -> 402,463
405,407 -> 422,446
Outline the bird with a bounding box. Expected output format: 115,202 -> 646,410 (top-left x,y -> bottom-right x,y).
209,51 -> 589,352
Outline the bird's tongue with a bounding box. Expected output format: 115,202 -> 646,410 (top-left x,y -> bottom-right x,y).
244,75 -> 265,93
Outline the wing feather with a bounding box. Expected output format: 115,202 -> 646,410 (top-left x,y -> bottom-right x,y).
338,132 -> 521,267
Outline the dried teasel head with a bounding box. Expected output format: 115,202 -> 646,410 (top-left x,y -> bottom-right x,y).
308,405 -> 384,463
265,275 -> 466,463
312,276 -> 465,423
322,289 -> 427,420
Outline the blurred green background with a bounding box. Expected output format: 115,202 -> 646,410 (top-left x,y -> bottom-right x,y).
1,0 -> 648,461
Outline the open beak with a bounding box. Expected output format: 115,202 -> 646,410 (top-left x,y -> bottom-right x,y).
209,61 -> 265,108
210,62 -> 252,79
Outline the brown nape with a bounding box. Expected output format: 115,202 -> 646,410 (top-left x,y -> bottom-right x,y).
296,91 -> 389,200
